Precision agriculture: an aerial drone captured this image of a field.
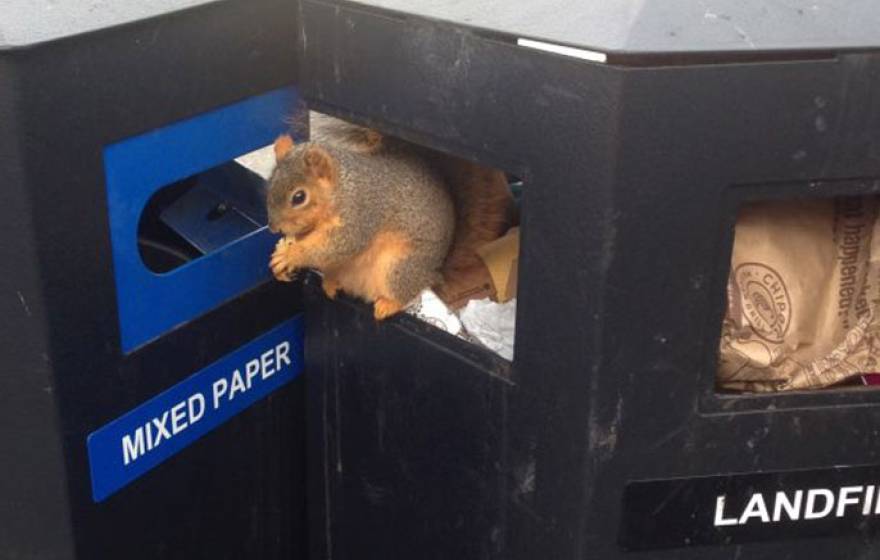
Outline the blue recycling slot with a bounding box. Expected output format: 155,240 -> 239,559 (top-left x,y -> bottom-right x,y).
104,86 -> 301,352
159,161 -> 268,255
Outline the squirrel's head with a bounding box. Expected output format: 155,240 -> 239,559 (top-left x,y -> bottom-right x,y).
266,135 -> 338,239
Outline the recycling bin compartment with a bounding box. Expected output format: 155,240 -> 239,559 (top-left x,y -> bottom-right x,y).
301,1 -> 880,559
0,1 -> 307,558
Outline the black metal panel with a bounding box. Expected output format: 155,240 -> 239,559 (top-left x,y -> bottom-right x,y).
302,2 -> 880,558
306,278 -> 510,560
0,1 -> 306,558
0,53 -> 77,560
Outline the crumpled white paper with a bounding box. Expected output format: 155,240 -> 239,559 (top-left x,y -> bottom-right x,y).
407,289 -> 463,336
407,290 -> 516,360
459,298 -> 516,361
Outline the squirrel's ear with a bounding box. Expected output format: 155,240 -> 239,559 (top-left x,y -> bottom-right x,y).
273,134 -> 295,162
303,146 -> 336,183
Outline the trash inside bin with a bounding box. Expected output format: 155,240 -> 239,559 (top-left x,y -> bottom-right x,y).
719,196 -> 880,392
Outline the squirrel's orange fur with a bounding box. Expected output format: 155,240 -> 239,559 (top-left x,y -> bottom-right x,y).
323,230 -> 412,305
267,113 -> 515,319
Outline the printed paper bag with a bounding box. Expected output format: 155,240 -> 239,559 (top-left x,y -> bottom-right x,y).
719,197 -> 880,392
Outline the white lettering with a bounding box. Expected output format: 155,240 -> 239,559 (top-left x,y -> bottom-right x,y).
122,427 -> 146,466
170,401 -> 188,435
245,359 -> 260,388
229,369 -> 247,399
188,393 -> 205,424
739,493 -> 770,524
261,349 -> 275,379
714,496 -> 739,527
212,378 -> 228,409
151,411 -> 172,446
836,486 -> 863,517
773,490 -> 803,522
865,485 -> 876,515
275,341 -> 291,371
117,339 -> 297,467
145,422 -> 153,451
805,489 -> 835,519
712,484 -> 880,528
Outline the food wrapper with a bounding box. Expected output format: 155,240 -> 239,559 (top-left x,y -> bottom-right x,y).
718,197 -> 880,392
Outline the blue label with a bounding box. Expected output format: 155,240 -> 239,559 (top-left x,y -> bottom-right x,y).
87,315 -> 304,502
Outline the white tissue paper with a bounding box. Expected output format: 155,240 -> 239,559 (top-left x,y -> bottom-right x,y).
407,290 -> 463,336
406,290 -> 516,360
459,298 -> 516,361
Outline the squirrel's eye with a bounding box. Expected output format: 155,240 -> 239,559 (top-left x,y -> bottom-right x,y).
291,190 -> 307,207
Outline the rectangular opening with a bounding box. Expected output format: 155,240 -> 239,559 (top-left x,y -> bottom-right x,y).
138,144 -> 275,273
717,194 -> 880,394
293,112 -> 522,365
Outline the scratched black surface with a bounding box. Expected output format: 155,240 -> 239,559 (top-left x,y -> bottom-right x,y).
0,1 -> 305,558
306,278 -> 512,560
302,1 -> 880,559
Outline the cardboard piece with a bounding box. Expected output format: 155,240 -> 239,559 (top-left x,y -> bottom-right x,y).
437,227 -> 520,309
476,227 -> 519,303
435,263 -> 496,310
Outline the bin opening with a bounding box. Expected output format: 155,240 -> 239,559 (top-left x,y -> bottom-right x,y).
304,111 -> 521,362
138,144 -> 276,273
717,195 -> 880,393
405,181 -> 520,362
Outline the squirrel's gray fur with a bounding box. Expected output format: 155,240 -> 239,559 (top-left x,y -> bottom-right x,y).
267,114 -> 455,305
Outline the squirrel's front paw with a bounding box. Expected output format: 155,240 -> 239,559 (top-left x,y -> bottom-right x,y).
373,297 -> 403,320
322,277 -> 340,299
271,263 -> 295,282
270,245 -> 296,282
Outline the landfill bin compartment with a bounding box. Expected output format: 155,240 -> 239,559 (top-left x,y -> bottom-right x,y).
302,1 -> 880,558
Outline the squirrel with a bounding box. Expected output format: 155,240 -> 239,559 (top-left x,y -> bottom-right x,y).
267,112 -> 516,320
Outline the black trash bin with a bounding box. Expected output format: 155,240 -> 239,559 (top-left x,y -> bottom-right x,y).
0,1 -> 307,558
301,2 -> 880,559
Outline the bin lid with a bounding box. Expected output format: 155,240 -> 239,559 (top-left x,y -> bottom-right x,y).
350,0 -> 880,56
0,0 -> 217,49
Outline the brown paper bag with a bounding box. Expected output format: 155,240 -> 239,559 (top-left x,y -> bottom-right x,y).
435,264 -> 496,309
718,197 -> 880,392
